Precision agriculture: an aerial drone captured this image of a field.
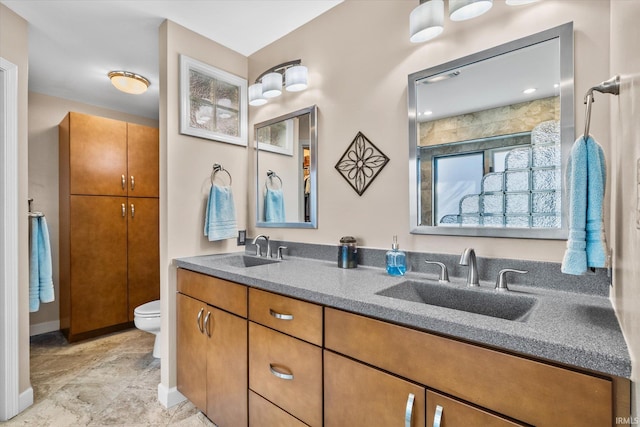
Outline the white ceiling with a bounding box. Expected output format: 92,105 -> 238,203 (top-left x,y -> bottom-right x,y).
1,0 -> 343,119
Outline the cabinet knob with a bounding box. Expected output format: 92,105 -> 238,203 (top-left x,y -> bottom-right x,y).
196,308 -> 204,334
203,311 -> 212,338
405,393 -> 415,427
121,174 -> 126,190
269,364 -> 294,381
269,308 -> 294,321
121,203 -> 126,217
433,404 -> 443,427
130,175 -> 135,191
130,204 -> 135,218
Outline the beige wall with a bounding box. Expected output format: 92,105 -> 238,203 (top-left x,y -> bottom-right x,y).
27,92 -> 158,334
1,2 -> 31,398
610,0 -> 640,416
159,20 -> 249,394
248,0 -> 611,262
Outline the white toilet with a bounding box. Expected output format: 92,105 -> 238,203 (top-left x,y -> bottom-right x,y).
134,300 -> 161,358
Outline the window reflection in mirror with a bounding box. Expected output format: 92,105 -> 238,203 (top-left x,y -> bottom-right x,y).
255,105 -> 317,228
409,23 -> 573,239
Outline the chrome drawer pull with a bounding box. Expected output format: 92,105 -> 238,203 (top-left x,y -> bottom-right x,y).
121,174 -> 126,190
196,308 -> 204,334
203,311 -> 212,338
405,393 -> 415,427
130,204 -> 135,218
433,404 -> 443,427
269,364 -> 294,380
130,175 -> 135,191
121,203 -> 126,217
269,309 -> 294,321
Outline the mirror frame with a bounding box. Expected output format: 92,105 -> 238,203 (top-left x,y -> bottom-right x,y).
255,105 -> 318,229
408,22 -> 573,239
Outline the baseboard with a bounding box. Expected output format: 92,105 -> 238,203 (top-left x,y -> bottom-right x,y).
19,387 -> 33,413
157,383 -> 186,409
29,320 -> 60,337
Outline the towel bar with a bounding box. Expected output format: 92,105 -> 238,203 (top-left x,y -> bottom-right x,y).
583,75 -> 620,140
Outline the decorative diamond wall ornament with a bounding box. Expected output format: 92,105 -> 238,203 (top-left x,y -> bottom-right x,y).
335,131 -> 390,196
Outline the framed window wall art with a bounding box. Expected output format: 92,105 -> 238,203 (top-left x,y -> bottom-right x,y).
180,54 -> 248,146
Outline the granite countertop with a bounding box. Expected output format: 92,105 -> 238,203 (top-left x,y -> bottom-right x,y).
175,252 -> 631,378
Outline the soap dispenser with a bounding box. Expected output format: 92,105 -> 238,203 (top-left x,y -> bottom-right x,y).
386,235 -> 407,276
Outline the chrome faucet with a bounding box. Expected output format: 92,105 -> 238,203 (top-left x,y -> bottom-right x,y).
459,248 -> 479,287
252,235 -> 271,258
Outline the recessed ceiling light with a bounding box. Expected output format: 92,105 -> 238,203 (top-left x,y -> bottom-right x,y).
523,88 -> 537,94
423,110 -> 433,116
554,83 -> 559,88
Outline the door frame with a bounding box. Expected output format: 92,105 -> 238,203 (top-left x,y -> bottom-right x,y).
0,57 -> 22,421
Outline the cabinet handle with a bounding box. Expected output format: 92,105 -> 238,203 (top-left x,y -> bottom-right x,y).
269,364 -> 294,381
405,393 -> 415,427
130,204 -> 135,218
433,404 -> 443,427
269,308 -> 294,321
196,308 -> 204,334
203,311 -> 211,338
130,175 -> 135,191
121,174 -> 126,190
121,203 -> 126,217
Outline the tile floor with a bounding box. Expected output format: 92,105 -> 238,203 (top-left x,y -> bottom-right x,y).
5,328 -> 213,426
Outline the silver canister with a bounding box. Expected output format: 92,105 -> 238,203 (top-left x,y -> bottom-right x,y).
338,236 -> 358,268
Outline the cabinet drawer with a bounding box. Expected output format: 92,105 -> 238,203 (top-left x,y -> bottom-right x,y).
427,391 -> 525,427
177,268 -> 247,317
324,350 -> 425,427
325,308 -> 612,426
249,288 -> 323,345
249,322 -> 322,426
249,391 -> 308,427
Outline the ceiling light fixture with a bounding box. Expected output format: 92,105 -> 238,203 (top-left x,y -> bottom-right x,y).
409,0 -> 444,43
449,0 -> 493,22
248,59 -> 308,106
523,88 -> 537,94
108,71 -> 149,95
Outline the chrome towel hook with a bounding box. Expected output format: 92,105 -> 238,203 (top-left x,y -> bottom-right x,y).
583,75 -> 620,140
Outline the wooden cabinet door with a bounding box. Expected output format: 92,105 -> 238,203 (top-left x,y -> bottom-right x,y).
206,306 -> 248,427
324,350 -> 426,427
127,197 -> 159,320
127,123 -> 159,197
69,195 -> 128,334
69,112 -> 127,196
426,391 -> 525,427
176,293 -> 207,412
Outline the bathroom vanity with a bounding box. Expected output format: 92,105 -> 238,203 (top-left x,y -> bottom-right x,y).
175,252 -> 631,427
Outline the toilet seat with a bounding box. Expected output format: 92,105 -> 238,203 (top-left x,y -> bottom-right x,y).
134,300 -> 160,318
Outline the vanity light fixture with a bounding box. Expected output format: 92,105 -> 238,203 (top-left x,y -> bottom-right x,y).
108,71 -> 149,95
248,59 -> 308,106
409,0 -> 444,43
449,0 -> 493,21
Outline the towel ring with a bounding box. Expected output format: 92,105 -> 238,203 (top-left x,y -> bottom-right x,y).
583,75 -> 620,140
211,163 -> 232,186
266,170 -> 283,190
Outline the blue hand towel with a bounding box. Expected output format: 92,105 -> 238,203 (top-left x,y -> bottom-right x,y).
264,187 -> 285,223
29,216 -> 55,312
204,184 -> 237,241
561,136 -> 607,275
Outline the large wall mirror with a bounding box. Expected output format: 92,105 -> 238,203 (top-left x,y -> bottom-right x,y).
409,23 -> 573,239
255,105 -> 317,228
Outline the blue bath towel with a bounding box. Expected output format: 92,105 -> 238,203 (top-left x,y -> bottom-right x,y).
264,187 -> 285,223
29,216 -> 54,312
561,136 -> 607,275
204,184 -> 237,241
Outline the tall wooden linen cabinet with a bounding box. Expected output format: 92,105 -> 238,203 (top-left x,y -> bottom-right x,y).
59,112 -> 160,342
